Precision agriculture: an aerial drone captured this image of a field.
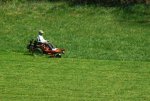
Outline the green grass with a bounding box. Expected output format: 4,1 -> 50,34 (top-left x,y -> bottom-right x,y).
0,52 -> 150,101
0,2 -> 149,61
0,2 -> 150,101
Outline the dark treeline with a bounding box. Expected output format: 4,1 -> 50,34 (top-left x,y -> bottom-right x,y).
70,0 -> 149,6
0,0 -> 149,5
72,0 -> 149,4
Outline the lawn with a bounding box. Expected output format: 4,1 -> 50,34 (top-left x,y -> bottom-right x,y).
0,1 -> 150,101
0,2 -> 149,61
0,52 -> 150,101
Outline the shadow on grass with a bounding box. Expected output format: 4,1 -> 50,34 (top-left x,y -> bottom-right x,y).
48,1 -> 150,25
109,4 -> 150,25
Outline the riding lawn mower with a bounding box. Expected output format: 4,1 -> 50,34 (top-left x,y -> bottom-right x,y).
27,39 -> 65,58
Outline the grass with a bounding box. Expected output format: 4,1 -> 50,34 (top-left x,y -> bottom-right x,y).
0,2 -> 149,61
0,52 -> 150,101
0,1 -> 150,101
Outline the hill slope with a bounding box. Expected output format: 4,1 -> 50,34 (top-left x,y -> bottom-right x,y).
0,2 -> 150,101
0,52 -> 150,101
0,2 -> 149,61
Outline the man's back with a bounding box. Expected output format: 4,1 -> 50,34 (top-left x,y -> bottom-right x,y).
37,34 -> 47,43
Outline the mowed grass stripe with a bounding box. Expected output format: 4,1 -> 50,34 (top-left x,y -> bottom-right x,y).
0,53 -> 150,101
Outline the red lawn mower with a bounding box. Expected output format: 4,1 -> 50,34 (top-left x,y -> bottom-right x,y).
27,39 -> 65,58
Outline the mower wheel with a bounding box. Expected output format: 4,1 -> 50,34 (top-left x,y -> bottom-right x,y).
55,53 -> 62,58
33,48 -> 43,56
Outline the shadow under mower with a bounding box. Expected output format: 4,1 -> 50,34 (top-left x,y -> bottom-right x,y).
27,39 -> 65,58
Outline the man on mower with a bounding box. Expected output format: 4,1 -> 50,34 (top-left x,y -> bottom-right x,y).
37,30 -> 56,50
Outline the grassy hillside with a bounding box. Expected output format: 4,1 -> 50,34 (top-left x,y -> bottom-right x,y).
0,2 -> 149,61
0,52 -> 150,101
0,2 -> 150,101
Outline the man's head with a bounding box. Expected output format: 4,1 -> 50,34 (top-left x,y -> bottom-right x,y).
39,30 -> 44,35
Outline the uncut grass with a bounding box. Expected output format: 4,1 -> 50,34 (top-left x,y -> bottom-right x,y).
0,53 -> 150,101
0,2 -> 149,61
